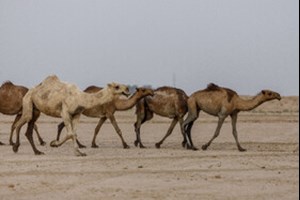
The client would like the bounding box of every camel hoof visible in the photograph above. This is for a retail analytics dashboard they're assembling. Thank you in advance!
[78,144,86,149]
[13,144,19,153]
[76,152,87,157]
[192,147,199,151]
[181,141,187,148]
[35,151,45,155]
[186,145,194,150]
[238,148,247,152]
[155,143,161,149]
[91,144,99,148]
[202,144,208,150]
[139,145,147,149]
[0,141,5,145]
[40,141,46,146]
[123,144,130,149]
[50,140,58,147]
[134,140,139,147]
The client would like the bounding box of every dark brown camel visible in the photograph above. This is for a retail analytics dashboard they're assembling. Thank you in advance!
[0,81,45,146]
[134,86,189,148]
[55,86,154,148]
[183,83,281,151]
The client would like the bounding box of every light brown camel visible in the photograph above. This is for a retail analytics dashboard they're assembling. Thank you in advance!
[134,86,189,148]
[12,75,130,156]
[54,86,154,148]
[183,83,281,151]
[0,81,45,146]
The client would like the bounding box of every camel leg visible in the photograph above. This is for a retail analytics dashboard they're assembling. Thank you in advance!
[56,122,65,141]
[55,122,85,148]
[178,117,188,148]
[155,118,178,148]
[50,110,86,156]
[134,109,153,148]
[12,101,34,153]
[69,114,86,156]
[202,117,226,150]
[13,119,27,153]
[10,114,45,146]
[185,121,198,150]
[50,122,66,147]
[231,113,246,152]
[91,117,107,148]
[24,109,44,155]
[182,109,199,150]
[33,124,46,146]
[108,115,129,149]
[134,120,143,148]
[9,114,21,145]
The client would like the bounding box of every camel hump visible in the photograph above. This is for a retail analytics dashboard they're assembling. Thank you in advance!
[156,86,186,95]
[205,83,237,102]
[156,86,171,91]
[44,75,60,82]
[205,83,220,91]
[1,81,14,87]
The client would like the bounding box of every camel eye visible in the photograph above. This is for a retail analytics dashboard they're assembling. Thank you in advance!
[115,86,120,90]
[268,92,272,96]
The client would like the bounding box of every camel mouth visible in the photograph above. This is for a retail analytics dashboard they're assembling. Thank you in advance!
[276,94,282,101]
[122,91,130,97]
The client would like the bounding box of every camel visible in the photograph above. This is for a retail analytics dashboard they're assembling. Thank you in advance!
[134,86,189,148]
[54,86,154,148]
[12,75,130,156]
[183,83,281,151]
[0,81,45,146]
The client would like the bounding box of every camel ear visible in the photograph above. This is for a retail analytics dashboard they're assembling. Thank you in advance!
[262,90,266,95]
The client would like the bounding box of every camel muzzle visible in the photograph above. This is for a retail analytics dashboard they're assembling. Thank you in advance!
[122,91,130,97]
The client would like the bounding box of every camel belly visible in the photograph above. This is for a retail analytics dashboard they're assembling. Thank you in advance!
[34,102,62,118]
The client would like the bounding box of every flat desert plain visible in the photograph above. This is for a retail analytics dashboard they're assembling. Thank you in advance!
[0,96,298,200]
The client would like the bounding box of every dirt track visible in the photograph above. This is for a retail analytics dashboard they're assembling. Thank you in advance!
[0,97,298,200]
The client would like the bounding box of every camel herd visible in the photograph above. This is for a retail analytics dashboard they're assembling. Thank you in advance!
[0,75,281,156]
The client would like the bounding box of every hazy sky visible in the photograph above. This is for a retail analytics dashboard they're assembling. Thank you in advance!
[0,0,299,95]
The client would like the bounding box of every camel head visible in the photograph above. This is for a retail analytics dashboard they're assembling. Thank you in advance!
[136,87,154,97]
[107,82,130,97]
[261,90,281,101]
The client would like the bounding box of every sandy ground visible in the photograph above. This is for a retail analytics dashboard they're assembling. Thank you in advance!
[0,96,298,200]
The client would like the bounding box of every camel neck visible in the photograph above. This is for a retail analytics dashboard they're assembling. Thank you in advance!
[80,87,113,110]
[114,92,141,110]
[235,95,265,111]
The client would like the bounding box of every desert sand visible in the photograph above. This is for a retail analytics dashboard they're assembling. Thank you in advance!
[0,96,298,200]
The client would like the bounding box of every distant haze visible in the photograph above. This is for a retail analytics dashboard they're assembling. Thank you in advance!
[0,0,299,96]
